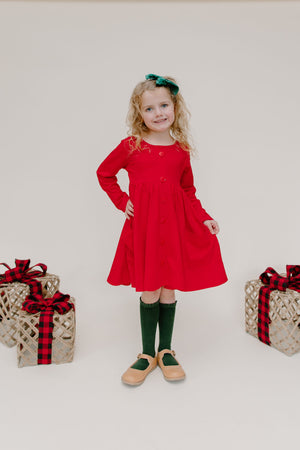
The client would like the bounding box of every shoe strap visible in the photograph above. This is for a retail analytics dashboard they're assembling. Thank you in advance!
[137,353,156,362]
[158,349,176,357]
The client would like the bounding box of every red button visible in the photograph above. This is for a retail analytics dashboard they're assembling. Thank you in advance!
[160,240,165,245]
[160,176,166,182]
[159,151,165,157]
[160,217,166,223]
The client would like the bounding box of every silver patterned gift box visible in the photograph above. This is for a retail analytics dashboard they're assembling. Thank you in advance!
[17,297,75,368]
[245,272,300,356]
[0,273,60,347]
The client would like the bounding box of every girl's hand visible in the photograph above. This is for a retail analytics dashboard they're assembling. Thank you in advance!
[125,199,134,220]
[203,220,219,235]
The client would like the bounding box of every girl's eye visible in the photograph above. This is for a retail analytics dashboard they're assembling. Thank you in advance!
[162,104,168,108]
[146,107,152,112]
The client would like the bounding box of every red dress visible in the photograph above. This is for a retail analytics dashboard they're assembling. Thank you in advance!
[97,137,227,292]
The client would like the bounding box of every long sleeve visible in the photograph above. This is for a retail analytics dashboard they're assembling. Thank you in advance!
[96,140,130,213]
[180,152,213,222]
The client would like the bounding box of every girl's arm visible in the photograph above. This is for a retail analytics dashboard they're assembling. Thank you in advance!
[96,140,130,212]
[180,152,213,223]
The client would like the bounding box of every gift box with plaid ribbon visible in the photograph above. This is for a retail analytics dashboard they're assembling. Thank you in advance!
[0,259,60,347]
[245,266,300,356]
[17,291,76,368]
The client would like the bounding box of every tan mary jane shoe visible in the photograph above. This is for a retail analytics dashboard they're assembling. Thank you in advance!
[121,353,157,386]
[157,349,186,381]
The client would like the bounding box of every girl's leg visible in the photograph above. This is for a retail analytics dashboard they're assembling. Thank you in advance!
[158,287,178,365]
[130,288,161,370]
[141,289,161,304]
[159,287,175,304]
[157,287,185,380]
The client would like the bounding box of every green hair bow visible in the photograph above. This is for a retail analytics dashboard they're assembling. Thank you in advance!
[145,73,179,95]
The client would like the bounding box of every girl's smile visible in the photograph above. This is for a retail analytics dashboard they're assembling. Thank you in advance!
[154,118,167,123]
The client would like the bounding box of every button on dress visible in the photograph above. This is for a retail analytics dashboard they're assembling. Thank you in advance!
[97,137,227,292]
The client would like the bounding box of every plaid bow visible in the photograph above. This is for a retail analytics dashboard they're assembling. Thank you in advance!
[258,266,300,345]
[145,73,179,95]
[22,292,74,365]
[0,259,47,295]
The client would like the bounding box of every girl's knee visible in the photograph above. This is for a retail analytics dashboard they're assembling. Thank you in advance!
[160,287,175,303]
[141,288,161,304]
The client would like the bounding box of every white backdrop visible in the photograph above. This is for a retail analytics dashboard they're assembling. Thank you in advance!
[1,1,300,449]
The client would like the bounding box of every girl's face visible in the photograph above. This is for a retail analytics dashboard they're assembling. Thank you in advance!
[140,87,175,134]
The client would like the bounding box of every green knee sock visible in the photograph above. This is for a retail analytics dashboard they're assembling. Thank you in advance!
[131,297,159,371]
[158,301,179,366]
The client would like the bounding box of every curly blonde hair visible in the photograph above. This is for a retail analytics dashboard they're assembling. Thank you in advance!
[126,76,195,155]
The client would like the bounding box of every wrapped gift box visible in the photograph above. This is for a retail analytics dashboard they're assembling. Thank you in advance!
[17,296,75,368]
[245,271,300,356]
[0,274,60,347]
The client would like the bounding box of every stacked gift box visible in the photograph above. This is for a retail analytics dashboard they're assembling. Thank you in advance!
[0,259,76,367]
[245,265,300,356]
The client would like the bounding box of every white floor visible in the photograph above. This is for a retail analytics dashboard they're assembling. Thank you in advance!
[1,281,300,450]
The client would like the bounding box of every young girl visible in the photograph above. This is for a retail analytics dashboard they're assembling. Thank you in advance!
[96,74,227,386]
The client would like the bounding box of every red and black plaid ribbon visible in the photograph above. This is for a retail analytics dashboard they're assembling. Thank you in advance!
[258,265,300,345]
[0,259,47,295]
[22,291,74,365]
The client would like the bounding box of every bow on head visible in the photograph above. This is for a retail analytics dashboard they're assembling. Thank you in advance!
[260,265,300,293]
[145,74,179,95]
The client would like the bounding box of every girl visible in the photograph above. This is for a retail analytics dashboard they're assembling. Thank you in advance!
[97,74,227,386]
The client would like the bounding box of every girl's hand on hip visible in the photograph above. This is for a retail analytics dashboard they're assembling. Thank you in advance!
[203,220,219,235]
[125,199,134,220]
